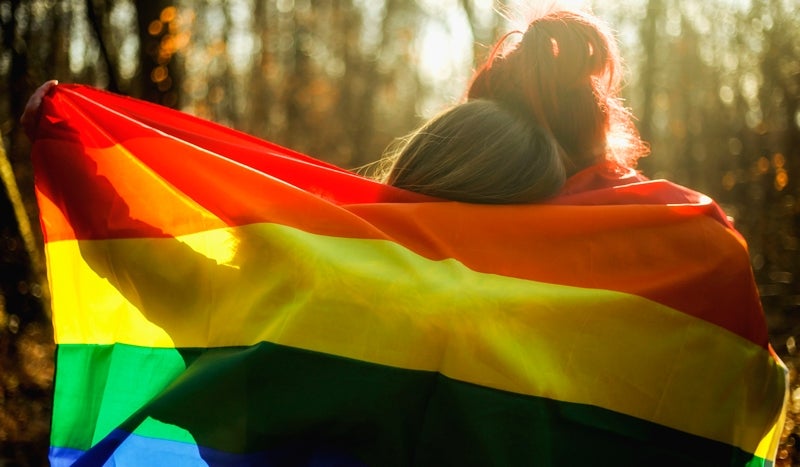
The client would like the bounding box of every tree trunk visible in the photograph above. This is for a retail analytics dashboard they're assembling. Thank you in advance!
[134,0,180,105]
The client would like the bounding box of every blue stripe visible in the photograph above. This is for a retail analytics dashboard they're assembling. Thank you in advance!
[49,446,84,467]
[51,430,368,466]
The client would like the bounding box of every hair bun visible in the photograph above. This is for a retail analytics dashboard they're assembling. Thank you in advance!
[467,9,648,172]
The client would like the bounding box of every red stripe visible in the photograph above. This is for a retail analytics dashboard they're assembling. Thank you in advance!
[36,85,432,205]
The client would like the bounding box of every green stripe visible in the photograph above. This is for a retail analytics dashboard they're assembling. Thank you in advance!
[51,345,193,449]
[52,343,764,466]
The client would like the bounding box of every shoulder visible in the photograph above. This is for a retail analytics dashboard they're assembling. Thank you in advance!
[551,162,733,228]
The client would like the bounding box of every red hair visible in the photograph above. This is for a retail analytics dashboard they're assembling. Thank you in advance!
[467,10,648,174]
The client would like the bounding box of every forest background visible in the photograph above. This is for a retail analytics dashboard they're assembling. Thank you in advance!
[0,0,799,465]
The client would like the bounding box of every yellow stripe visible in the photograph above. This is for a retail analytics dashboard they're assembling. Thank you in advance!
[754,349,788,461]
[45,223,785,454]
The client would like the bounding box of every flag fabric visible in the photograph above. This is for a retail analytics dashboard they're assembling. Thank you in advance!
[32,84,786,466]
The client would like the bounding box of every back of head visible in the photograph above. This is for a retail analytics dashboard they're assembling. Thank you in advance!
[468,9,648,174]
[381,99,565,204]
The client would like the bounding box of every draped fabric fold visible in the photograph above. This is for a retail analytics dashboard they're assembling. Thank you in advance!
[32,84,786,466]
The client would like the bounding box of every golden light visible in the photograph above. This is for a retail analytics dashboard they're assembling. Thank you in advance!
[160,6,178,23]
[775,169,788,191]
[773,152,785,169]
[161,35,177,55]
[757,156,770,174]
[722,171,736,190]
[148,20,163,36]
[151,65,169,83]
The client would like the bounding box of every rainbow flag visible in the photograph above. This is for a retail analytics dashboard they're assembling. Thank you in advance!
[32,84,786,466]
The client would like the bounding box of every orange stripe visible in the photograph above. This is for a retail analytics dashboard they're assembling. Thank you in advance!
[349,202,767,347]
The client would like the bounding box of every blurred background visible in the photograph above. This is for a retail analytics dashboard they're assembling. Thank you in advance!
[0,0,799,465]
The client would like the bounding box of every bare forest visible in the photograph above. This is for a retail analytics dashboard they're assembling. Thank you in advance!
[1,0,799,465]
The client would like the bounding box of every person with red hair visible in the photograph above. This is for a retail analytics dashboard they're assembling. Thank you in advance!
[468,9,649,189]
[374,9,654,203]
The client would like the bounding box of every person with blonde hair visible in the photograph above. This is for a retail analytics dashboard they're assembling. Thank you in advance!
[380,98,565,204]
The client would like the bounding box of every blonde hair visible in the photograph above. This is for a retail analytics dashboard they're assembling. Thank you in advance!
[380,99,566,204]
